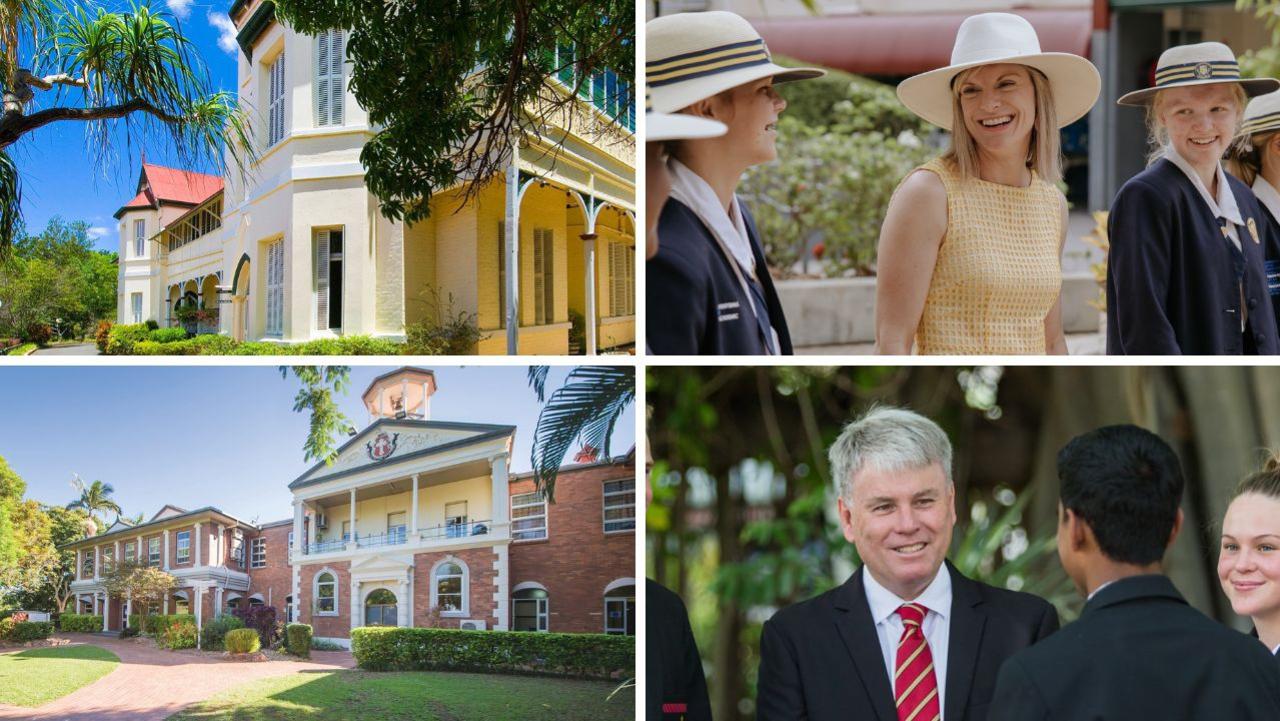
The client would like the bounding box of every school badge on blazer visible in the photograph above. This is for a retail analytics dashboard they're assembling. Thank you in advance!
[662,701,689,720]
[1248,217,1261,245]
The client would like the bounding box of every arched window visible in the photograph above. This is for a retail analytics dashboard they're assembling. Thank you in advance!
[173,594,190,615]
[431,559,467,616]
[248,598,264,608]
[512,586,549,632]
[604,583,634,635]
[364,588,398,627]
[285,595,294,624]
[315,570,338,615]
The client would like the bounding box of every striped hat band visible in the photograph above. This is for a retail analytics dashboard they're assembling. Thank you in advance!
[1154,60,1240,86]
[1243,110,1280,135]
[647,38,772,88]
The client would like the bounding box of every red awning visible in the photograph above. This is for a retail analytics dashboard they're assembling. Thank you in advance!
[751,9,1092,78]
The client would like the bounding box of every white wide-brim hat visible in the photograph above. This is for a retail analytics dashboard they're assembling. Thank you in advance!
[645,91,727,141]
[896,12,1101,131]
[1239,88,1280,138]
[646,10,825,114]
[1117,42,1280,106]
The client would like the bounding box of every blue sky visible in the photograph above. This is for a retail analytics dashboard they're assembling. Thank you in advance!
[14,1,240,250]
[0,365,636,525]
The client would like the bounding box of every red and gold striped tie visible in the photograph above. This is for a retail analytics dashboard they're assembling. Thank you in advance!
[894,603,941,721]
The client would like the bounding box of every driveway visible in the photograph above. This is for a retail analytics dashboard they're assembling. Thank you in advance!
[31,343,99,355]
[0,633,356,721]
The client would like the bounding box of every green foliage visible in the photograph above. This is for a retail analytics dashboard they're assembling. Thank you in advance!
[310,637,343,651]
[350,627,634,680]
[129,613,192,635]
[0,218,117,337]
[158,618,197,650]
[0,457,25,586]
[528,366,634,502]
[283,366,352,465]
[738,57,934,278]
[93,320,112,353]
[148,327,187,343]
[5,342,36,355]
[59,613,102,632]
[104,323,152,354]
[223,627,261,654]
[199,614,245,652]
[117,334,401,355]
[100,563,176,616]
[404,289,483,355]
[7,621,52,641]
[271,0,632,225]
[285,623,312,658]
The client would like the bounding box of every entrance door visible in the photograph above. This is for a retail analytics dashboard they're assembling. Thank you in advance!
[364,589,398,626]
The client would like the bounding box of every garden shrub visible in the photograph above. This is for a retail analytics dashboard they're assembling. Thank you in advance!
[105,323,152,354]
[9,621,53,642]
[285,623,312,658]
[144,319,159,330]
[224,628,261,654]
[290,336,403,356]
[199,614,245,651]
[311,638,344,651]
[94,320,113,352]
[131,613,195,636]
[404,289,482,355]
[0,613,21,639]
[350,628,634,680]
[24,322,52,345]
[148,327,188,343]
[231,605,278,647]
[59,613,103,633]
[158,619,197,650]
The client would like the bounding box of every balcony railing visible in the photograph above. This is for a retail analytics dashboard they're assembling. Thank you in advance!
[303,520,492,555]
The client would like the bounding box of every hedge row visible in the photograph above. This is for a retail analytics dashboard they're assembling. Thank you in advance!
[350,628,634,680]
[60,614,103,633]
[0,614,52,642]
[106,323,404,355]
[128,613,196,635]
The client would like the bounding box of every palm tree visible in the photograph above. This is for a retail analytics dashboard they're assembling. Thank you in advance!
[67,475,122,532]
[528,366,634,502]
[0,0,255,246]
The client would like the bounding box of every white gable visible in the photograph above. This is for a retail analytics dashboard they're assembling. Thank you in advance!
[295,422,506,486]
[149,505,188,521]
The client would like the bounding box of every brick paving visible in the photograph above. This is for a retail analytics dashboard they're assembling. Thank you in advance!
[0,632,356,721]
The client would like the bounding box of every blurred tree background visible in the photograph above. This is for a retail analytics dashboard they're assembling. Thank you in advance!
[647,366,1280,721]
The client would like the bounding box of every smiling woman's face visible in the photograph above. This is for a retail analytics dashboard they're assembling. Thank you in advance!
[1219,492,1280,622]
[1159,84,1241,169]
[713,78,787,167]
[957,63,1036,156]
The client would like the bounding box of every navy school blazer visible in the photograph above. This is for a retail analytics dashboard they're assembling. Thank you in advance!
[647,198,793,355]
[1106,158,1280,354]
[1256,198,1280,331]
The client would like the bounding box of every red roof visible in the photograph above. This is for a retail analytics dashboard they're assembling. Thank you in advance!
[114,163,223,218]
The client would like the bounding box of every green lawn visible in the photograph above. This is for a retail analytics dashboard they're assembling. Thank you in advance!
[0,644,120,706]
[167,670,634,721]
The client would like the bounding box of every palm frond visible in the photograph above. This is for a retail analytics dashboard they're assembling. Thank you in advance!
[527,366,550,402]
[529,366,633,502]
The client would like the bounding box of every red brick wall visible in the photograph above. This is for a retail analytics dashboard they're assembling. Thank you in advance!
[297,560,351,639]
[507,460,635,633]
[247,524,295,620]
[412,547,499,629]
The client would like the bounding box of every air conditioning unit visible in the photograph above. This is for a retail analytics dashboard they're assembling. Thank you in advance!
[459,619,487,631]
[315,513,328,530]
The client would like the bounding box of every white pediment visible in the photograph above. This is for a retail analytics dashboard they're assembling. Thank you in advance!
[149,505,188,521]
[295,421,507,486]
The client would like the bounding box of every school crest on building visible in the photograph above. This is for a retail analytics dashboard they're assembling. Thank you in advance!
[366,432,399,462]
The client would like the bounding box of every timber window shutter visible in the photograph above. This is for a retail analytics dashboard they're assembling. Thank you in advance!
[315,31,344,127]
[315,230,330,330]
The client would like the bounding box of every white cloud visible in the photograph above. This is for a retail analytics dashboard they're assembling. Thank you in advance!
[86,226,110,241]
[166,0,193,19]
[208,12,237,54]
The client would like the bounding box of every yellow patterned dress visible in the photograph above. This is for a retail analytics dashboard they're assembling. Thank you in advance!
[912,157,1064,355]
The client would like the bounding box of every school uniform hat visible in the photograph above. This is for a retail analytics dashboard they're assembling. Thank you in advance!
[645,91,726,141]
[896,12,1101,131]
[1240,88,1280,138]
[1116,42,1279,106]
[646,11,825,114]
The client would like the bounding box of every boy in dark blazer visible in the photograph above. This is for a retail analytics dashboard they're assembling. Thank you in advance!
[990,425,1280,720]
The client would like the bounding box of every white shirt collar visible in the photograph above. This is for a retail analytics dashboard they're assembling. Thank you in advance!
[1165,145,1244,226]
[666,157,756,275]
[1253,176,1280,224]
[864,563,952,625]
[1086,578,1118,602]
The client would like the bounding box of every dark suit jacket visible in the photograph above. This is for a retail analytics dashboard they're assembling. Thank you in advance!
[647,579,712,721]
[756,562,1059,721]
[989,575,1280,721]
[1256,200,1280,335]
[1106,159,1280,354]
[648,198,793,355]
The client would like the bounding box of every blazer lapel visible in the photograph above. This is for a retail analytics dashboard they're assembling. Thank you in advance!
[943,562,986,721]
[833,567,900,721]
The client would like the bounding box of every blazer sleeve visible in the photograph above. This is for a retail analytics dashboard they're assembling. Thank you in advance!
[1033,602,1060,642]
[678,599,712,721]
[646,246,709,355]
[756,618,808,721]
[988,656,1049,721]
[1107,179,1181,354]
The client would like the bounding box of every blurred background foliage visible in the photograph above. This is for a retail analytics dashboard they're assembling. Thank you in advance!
[647,366,1280,721]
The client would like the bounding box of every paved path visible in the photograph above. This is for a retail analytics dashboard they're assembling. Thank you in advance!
[30,342,99,355]
[0,633,356,721]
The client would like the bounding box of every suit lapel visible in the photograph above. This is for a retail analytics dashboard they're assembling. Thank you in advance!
[834,567,900,721]
[943,562,986,721]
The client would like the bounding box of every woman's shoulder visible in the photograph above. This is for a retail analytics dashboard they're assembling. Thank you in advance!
[893,163,949,208]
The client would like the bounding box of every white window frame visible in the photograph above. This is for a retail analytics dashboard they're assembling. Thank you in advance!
[387,511,406,542]
[512,584,549,632]
[444,501,468,539]
[134,219,146,258]
[176,530,191,564]
[315,228,344,333]
[124,542,135,564]
[82,549,94,577]
[314,568,339,616]
[314,30,344,127]
[148,538,161,567]
[131,292,143,324]
[265,238,284,336]
[430,557,468,617]
[604,587,635,635]
[250,537,267,568]
[602,478,635,534]
[232,536,245,568]
[510,491,548,542]
[267,50,287,147]
[101,546,114,572]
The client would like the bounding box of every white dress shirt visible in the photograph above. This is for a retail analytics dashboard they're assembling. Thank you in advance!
[1252,176,1280,224]
[1164,146,1244,252]
[864,565,952,719]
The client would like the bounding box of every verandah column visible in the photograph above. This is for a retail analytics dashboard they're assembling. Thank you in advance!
[582,233,598,355]
[410,474,419,536]
[504,155,521,354]
[194,521,202,567]
[348,489,356,548]
[489,453,510,529]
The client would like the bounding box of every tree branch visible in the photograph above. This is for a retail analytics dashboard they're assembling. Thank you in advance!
[0,98,185,149]
[19,70,87,91]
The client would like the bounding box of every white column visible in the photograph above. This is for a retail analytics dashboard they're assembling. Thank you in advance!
[163,530,171,570]
[583,234,598,355]
[195,586,205,644]
[214,587,223,616]
[75,549,81,581]
[103,593,110,632]
[306,504,315,549]
[194,522,203,567]
[163,595,169,614]
[505,155,521,353]
[421,380,430,418]
[94,545,100,579]
[348,489,357,548]
[490,454,510,528]
[411,474,419,536]
[136,535,143,565]
[350,579,360,633]
[398,579,409,627]
[114,540,121,571]
[93,593,99,617]
[292,501,304,561]
[125,594,132,628]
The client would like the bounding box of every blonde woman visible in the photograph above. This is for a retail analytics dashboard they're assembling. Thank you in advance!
[1107,43,1280,355]
[1228,89,1280,326]
[875,13,1099,354]
[1219,456,1280,661]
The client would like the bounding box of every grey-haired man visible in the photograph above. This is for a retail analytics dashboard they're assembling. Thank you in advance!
[757,406,1059,721]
